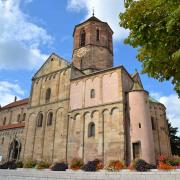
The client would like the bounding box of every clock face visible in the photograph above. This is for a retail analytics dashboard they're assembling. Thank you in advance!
[76,47,89,58]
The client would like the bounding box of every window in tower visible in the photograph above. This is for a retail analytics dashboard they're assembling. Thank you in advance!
[96,29,100,41]
[90,89,95,98]
[80,29,86,47]
[139,123,141,128]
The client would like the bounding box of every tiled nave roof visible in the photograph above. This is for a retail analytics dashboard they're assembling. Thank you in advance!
[0,98,29,110]
[0,122,25,131]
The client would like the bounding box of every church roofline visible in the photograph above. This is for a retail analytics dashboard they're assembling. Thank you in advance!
[70,65,134,81]
[73,16,113,36]
[149,96,166,108]
[33,53,70,79]
[0,98,29,111]
[0,122,25,131]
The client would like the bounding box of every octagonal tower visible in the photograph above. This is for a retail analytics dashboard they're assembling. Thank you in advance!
[72,15,113,73]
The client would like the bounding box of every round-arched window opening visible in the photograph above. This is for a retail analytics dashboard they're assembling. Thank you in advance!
[96,29,100,41]
[90,89,95,98]
[17,114,21,122]
[1,137,4,144]
[45,88,51,103]
[47,112,53,126]
[80,29,86,47]
[37,113,43,127]
[88,122,95,137]
[3,117,6,125]
[22,113,26,121]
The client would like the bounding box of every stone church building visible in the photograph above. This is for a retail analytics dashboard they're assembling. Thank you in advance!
[0,16,171,165]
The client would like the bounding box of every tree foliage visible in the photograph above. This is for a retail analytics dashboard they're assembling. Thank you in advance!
[167,119,180,156]
[120,0,180,96]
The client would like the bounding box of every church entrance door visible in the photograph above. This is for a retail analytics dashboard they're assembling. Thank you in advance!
[8,139,21,161]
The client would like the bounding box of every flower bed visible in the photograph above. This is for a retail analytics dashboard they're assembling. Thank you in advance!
[157,155,180,170]
[0,155,179,172]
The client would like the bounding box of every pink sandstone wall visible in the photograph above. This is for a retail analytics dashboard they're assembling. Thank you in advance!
[70,71,121,110]
[129,90,156,164]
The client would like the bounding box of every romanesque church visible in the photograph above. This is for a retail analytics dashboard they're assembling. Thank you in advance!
[0,15,171,165]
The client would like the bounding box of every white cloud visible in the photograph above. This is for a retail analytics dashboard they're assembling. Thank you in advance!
[151,93,180,136]
[67,0,129,40]
[0,0,52,70]
[0,81,25,106]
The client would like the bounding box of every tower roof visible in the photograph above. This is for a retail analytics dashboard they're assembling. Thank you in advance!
[73,16,113,36]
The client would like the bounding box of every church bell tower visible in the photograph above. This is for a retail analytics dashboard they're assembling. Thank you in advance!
[72,15,113,73]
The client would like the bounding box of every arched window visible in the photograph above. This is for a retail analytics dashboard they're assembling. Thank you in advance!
[22,113,26,121]
[88,122,95,137]
[37,113,43,127]
[47,112,53,126]
[45,88,51,103]
[96,29,100,41]
[3,117,6,125]
[151,117,156,130]
[139,123,141,128]
[1,137,4,144]
[17,114,20,122]
[80,29,86,47]
[90,89,95,98]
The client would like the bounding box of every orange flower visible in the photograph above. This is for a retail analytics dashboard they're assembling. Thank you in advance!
[158,162,174,170]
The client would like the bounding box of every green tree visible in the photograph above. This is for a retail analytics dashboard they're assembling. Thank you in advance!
[167,119,180,156]
[120,0,180,96]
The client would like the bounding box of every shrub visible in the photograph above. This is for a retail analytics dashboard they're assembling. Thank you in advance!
[81,161,97,172]
[70,158,83,170]
[51,162,68,171]
[23,159,37,168]
[106,160,125,171]
[146,163,157,170]
[0,162,9,169]
[0,161,17,169]
[166,156,180,166]
[16,161,23,168]
[8,161,17,169]
[94,159,103,170]
[135,159,155,172]
[35,161,51,170]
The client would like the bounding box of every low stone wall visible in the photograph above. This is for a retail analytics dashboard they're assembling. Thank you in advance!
[0,169,179,180]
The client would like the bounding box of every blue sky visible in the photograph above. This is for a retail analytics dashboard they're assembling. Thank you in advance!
[0,0,179,133]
